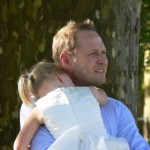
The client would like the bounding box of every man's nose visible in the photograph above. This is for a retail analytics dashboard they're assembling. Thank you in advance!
[97,54,107,64]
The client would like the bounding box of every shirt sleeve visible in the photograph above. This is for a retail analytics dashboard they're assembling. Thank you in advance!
[20,103,55,150]
[116,100,150,150]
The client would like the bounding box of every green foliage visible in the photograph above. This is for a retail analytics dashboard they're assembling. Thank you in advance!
[138,0,150,135]
[140,0,150,69]
[138,0,150,97]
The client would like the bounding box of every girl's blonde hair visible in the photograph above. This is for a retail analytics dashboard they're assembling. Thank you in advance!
[18,61,63,104]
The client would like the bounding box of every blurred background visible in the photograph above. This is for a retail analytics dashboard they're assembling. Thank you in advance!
[139,0,150,143]
[0,0,150,149]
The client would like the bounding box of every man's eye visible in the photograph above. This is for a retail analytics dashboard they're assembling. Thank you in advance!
[89,52,96,55]
[102,51,106,54]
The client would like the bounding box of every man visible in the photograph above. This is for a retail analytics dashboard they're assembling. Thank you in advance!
[20,19,150,149]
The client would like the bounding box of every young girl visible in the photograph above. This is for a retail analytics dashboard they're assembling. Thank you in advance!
[14,61,129,150]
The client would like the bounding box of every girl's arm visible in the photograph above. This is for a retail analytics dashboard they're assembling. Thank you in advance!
[90,87,107,105]
[14,107,43,150]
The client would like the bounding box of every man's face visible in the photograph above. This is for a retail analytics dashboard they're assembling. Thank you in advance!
[66,30,108,86]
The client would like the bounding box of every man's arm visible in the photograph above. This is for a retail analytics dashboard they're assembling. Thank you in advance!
[101,98,150,150]
[116,100,150,149]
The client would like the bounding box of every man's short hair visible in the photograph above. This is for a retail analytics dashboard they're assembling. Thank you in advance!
[52,19,96,66]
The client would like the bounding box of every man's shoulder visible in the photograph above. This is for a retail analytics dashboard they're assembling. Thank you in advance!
[101,97,132,128]
[101,97,128,112]
[106,97,124,106]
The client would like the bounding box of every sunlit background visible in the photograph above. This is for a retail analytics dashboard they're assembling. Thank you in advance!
[138,0,150,143]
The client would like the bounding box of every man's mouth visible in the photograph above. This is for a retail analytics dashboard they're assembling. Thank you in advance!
[95,69,104,73]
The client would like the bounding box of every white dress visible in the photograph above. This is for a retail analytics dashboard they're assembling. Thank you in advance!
[36,87,130,150]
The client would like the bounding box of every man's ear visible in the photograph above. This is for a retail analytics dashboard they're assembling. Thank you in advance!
[60,52,70,67]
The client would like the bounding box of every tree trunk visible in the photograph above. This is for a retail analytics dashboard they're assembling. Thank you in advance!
[0,0,50,149]
[96,0,141,119]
